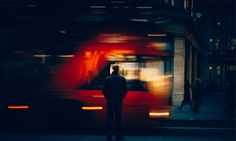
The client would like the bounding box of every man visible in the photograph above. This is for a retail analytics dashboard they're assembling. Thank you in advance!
[102,65,127,141]
[178,80,193,111]
[192,79,202,114]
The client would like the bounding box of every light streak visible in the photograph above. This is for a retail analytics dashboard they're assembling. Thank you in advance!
[82,106,103,110]
[8,106,29,109]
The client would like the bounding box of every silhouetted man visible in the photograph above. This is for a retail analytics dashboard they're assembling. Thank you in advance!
[102,65,127,141]
[178,80,193,110]
[192,79,202,114]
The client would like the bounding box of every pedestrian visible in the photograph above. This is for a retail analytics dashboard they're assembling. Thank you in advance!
[178,80,193,111]
[224,78,235,116]
[192,79,202,114]
[102,65,127,141]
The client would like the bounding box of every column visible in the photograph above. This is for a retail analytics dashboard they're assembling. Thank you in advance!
[172,37,185,105]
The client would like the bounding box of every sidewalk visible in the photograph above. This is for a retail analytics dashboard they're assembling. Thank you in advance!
[0,134,235,141]
[170,92,235,121]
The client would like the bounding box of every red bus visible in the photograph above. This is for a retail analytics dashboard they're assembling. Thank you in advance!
[50,33,173,128]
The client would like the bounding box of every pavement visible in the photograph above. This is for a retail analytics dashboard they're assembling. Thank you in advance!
[170,92,235,121]
[0,92,235,141]
[0,134,235,141]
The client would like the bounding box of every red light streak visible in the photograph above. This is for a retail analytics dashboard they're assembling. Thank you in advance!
[8,106,29,109]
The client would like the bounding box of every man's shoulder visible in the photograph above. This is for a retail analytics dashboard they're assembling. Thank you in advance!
[106,75,125,80]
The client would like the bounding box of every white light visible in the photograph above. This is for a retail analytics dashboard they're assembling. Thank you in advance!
[33,54,51,58]
[130,19,149,22]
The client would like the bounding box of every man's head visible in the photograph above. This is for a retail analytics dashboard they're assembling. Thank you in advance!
[112,65,119,75]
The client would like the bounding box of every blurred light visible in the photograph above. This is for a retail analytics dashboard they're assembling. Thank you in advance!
[209,38,213,42]
[59,29,67,34]
[90,6,106,8]
[195,12,202,18]
[147,34,167,37]
[209,66,212,70]
[33,54,51,58]
[130,19,149,22]
[92,95,104,98]
[216,21,221,26]
[136,6,152,9]
[107,55,125,61]
[8,106,29,109]
[149,111,170,118]
[82,106,103,110]
[98,33,139,43]
[156,19,171,24]
[57,55,75,58]
[147,42,166,50]
[85,51,92,58]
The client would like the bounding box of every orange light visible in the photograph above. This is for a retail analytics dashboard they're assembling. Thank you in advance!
[8,106,29,109]
[149,111,170,118]
[82,106,103,110]
[92,95,104,98]
[147,42,166,50]
[98,33,139,43]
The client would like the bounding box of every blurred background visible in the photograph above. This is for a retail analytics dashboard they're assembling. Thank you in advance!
[0,0,235,134]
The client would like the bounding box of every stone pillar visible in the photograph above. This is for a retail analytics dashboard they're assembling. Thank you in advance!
[185,41,191,82]
[172,37,185,105]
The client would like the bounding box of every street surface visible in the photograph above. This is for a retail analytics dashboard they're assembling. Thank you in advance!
[0,134,235,141]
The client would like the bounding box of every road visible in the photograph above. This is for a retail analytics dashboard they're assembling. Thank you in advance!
[0,134,235,141]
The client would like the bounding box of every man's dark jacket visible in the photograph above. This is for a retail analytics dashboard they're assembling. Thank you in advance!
[102,74,127,104]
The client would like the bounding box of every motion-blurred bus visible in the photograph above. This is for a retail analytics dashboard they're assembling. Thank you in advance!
[50,32,173,128]
[0,31,173,130]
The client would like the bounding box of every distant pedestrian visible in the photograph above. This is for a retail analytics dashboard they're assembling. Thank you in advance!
[178,80,193,111]
[224,78,235,116]
[192,79,202,114]
[102,65,127,141]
